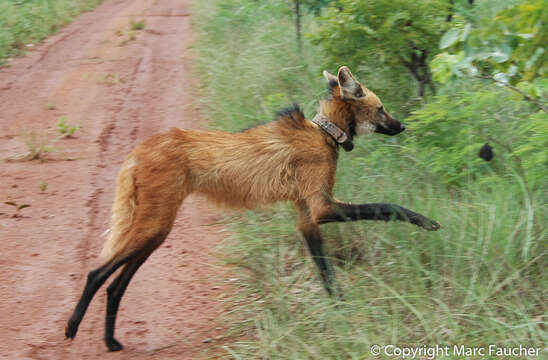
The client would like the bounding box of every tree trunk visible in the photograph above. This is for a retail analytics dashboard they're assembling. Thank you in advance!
[295,0,302,53]
[425,65,436,95]
[418,80,425,98]
[446,0,454,22]
[401,48,436,98]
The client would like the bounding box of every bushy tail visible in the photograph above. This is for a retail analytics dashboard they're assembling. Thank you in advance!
[100,156,137,262]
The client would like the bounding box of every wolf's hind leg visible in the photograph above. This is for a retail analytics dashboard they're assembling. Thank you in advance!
[65,254,130,341]
[104,245,156,352]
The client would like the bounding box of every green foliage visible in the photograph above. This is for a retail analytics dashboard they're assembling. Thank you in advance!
[39,181,48,192]
[16,131,56,161]
[311,0,449,97]
[193,0,324,131]
[0,0,103,64]
[514,110,548,186]
[301,0,331,16]
[56,116,80,137]
[407,86,537,186]
[129,19,146,31]
[219,177,546,359]
[312,0,448,67]
[432,0,547,101]
[193,0,547,357]
[425,0,547,190]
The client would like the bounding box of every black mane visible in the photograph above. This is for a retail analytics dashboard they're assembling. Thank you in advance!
[239,104,306,132]
[276,103,304,121]
[276,103,307,129]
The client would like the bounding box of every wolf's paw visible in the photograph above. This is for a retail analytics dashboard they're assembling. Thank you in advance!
[65,319,79,340]
[410,214,441,231]
[105,337,124,352]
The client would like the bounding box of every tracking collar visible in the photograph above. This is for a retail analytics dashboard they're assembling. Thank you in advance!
[311,113,354,152]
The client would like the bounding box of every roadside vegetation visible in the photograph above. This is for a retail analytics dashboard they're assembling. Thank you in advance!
[5,116,80,162]
[192,0,546,358]
[0,0,103,64]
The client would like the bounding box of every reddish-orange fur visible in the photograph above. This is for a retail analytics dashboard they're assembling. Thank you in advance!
[67,66,438,352]
[101,67,395,261]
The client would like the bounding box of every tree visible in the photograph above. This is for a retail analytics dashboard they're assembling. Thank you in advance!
[412,0,548,189]
[294,0,303,52]
[432,0,547,111]
[291,0,332,52]
[311,0,450,98]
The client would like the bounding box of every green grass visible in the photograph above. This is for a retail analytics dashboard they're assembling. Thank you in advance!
[0,0,103,64]
[216,164,546,359]
[130,19,146,31]
[191,1,546,358]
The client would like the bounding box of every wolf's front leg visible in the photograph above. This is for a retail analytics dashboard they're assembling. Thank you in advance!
[317,202,441,230]
[300,224,341,297]
[295,202,343,298]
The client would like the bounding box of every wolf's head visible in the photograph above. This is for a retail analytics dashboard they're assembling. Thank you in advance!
[323,66,405,137]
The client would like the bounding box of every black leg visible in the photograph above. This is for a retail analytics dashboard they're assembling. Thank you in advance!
[318,202,441,230]
[104,254,149,352]
[301,226,341,298]
[66,258,127,340]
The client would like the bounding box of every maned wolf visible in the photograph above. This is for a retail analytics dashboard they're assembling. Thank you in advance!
[66,66,440,351]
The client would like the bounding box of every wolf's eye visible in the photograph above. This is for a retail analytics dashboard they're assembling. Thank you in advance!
[378,106,384,113]
[354,88,364,98]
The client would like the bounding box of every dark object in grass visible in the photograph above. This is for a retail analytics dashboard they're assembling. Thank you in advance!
[479,142,494,161]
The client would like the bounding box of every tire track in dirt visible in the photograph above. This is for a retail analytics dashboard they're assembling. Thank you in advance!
[83,54,146,269]
[0,0,232,358]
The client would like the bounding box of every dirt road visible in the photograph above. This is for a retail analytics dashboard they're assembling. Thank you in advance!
[0,0,232,358]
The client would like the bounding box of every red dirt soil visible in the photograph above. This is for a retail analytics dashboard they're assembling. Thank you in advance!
[0,0,234,358]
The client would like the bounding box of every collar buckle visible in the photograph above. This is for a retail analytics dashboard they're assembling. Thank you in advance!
[311,114,353,152]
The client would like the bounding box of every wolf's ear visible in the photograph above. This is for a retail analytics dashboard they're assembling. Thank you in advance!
[337,66,363,99]
[323,70,338,84]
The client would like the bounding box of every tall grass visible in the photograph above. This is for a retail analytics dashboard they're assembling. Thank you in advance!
[0,0,103,64]
[192,1,547,358]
